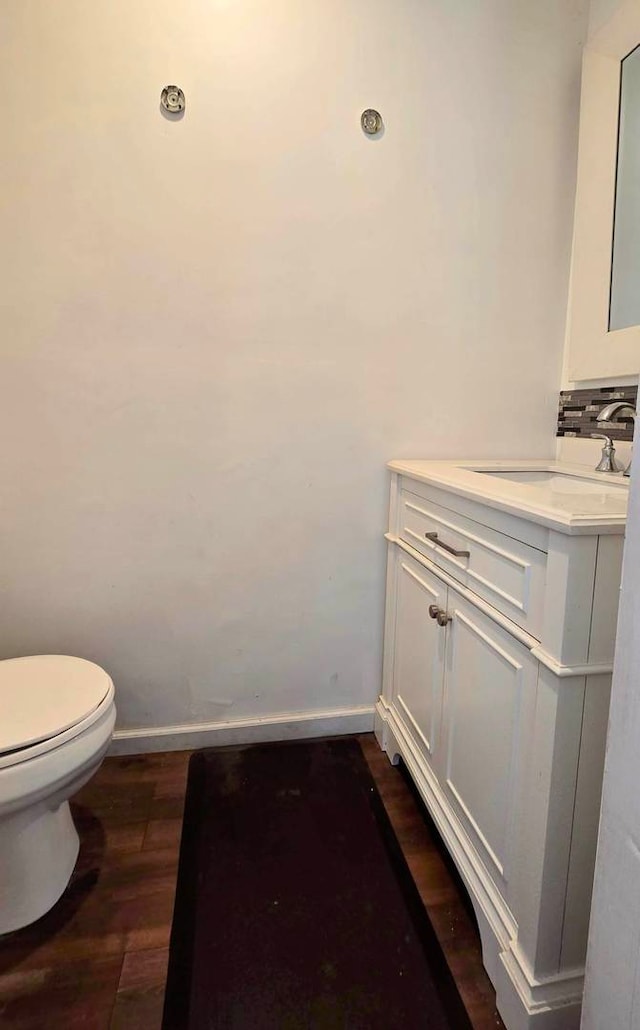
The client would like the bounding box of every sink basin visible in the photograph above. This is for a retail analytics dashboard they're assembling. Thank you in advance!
[472,470,628,494]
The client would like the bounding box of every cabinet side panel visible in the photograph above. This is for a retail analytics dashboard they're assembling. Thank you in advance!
[515,668,586,975]
[542,534,598,666]
[588,535,624,665]
[561,673,611,969]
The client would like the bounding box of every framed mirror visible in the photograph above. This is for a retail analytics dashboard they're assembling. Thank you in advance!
[567,3,640,382]
[610,44,640,332]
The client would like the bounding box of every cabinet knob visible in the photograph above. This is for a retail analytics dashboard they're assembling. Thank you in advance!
[436,611,452,627]
[428,604,440,620]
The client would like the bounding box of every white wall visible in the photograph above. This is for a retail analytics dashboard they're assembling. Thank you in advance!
[0,0,587,732]
[589,0,626,36]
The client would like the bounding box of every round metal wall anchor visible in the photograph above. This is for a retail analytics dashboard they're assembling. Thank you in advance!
[161,85,185,114]
[361,109,383,135]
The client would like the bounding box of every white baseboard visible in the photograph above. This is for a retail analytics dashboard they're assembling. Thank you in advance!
[108,705,376,756]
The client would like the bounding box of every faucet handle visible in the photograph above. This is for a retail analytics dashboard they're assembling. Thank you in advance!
[591,433,621,473]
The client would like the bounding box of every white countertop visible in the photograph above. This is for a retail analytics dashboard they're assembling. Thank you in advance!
[388,459,629,533]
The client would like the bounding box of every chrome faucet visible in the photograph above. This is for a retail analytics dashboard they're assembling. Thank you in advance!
[590,433,621,472]
[596,401,637,477]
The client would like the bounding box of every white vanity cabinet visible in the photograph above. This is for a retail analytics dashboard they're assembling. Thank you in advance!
[376,464,626,1030]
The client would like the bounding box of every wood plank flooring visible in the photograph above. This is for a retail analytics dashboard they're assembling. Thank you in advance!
[0,736,505,1029]
[359,737,505,1030]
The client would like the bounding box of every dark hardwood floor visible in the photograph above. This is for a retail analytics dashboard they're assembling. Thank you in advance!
[359,738,505,1030]
[0,735,505,1029]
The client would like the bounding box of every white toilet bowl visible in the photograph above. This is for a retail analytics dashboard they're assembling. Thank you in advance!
[0,655,116,934]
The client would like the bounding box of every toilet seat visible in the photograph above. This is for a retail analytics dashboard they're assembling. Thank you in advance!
[0,656,114,768]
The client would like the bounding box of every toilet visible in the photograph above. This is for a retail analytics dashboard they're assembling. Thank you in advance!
[0,655,116,934]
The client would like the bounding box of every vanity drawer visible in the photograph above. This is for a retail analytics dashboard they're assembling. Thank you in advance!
[398,489,547,638]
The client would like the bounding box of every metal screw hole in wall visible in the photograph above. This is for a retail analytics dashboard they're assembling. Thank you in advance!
[361,109,383,135]
[161,86,185,114]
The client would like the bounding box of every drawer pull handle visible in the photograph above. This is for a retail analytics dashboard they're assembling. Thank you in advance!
[424,532,470,559]
[428,604,440,619]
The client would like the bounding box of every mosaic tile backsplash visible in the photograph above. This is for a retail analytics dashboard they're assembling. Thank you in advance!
[557,385,637,441]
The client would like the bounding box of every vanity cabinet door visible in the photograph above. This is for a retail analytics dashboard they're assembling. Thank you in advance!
[439,589,537,898]
[391,552,447,769]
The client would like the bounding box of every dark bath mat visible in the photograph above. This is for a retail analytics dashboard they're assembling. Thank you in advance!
[162,737,472,1029]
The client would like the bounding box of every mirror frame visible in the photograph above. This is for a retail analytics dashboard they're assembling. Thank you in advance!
[567,2,640,382]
